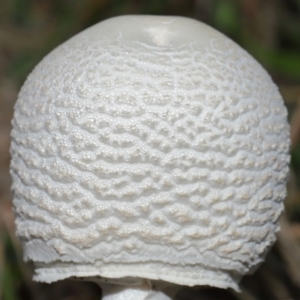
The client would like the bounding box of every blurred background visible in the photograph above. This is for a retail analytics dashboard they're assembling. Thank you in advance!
[1,0,300,299]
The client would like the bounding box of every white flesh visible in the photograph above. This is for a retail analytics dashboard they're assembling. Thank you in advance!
[100,282,175,300]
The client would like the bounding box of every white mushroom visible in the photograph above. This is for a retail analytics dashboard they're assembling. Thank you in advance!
[10,15,290,300]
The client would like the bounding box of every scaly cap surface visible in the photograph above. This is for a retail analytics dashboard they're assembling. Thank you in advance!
[10,15,290,291]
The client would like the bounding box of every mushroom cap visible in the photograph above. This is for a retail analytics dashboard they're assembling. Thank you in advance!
[10,15,290,291]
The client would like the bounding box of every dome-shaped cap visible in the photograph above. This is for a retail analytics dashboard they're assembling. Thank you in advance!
[10,15,290,291]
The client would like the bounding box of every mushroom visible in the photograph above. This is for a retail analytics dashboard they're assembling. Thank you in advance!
[10,15,290,299]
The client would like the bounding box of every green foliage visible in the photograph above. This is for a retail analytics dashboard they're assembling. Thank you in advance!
[213,0,240,38]
[246,40,300,81]
[1,233,20,300]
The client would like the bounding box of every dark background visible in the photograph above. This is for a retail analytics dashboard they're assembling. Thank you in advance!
[1,0,300,299]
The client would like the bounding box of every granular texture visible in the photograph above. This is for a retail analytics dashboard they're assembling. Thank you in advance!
[10,16,290,290]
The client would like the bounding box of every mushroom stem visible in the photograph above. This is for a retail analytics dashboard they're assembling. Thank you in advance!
[100,282,173,300]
